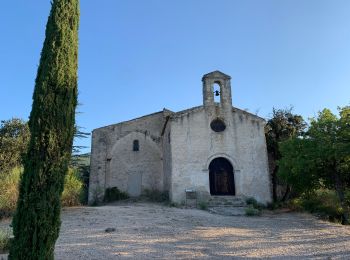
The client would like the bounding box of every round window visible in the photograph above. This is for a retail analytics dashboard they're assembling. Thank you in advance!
[210,118,226,132]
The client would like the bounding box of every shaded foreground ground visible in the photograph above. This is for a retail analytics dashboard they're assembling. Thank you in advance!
[1,202,350,259]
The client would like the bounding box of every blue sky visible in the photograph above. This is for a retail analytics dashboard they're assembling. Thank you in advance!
[1,1,349,153]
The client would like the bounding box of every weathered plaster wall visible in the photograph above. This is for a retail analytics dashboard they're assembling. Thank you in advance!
[169,105,271,204]
[108,131,163,194]
[89,130,108,203]
[231,108,271,203]
[162,118,172,193]
[88,111,166,204]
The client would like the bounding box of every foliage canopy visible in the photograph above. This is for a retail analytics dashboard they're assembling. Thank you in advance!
[278,106,350,224]
[0,119,29,175]
[265,107,306,201]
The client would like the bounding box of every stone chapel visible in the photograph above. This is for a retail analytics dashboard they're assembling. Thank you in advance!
[88,71,271,205]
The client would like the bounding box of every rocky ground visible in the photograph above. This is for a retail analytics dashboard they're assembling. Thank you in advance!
[1,202,350,259]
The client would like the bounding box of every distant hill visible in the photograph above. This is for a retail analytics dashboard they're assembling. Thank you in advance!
[71,153,90,167]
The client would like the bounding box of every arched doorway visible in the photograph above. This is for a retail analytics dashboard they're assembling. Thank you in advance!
[209,157,235,195]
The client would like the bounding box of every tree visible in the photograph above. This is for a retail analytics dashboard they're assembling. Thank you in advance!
[265,107,306,201]
[0,117,89,176]
[71,125,90,155]
[9,0,79,258]
[0,119,29,174]
[278,107,350,224]
[278,138,322,194]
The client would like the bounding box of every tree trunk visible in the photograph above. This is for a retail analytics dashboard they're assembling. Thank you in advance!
[272,165,278,202]
[333,171,349,225]
[281,184,291,202]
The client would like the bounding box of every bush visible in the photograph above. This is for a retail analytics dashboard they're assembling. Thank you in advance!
[245,206,261,216]
[104,187,129,202]
[0,118,30,175]
[0,229,11,253]
[266,201,283,210]
[76,164,90,205]
[345,189,350,208]
[246,197,265,210]
[299,189,344,223]
[245,197,264,216]
[283,189,347,223]
[61,168,83,207]
[246,197,258,206]
[0,167,84,218]
[168,202,179,208]
[0,167,21,218]
[285,198,304,211]
[142,189,169,202]
[198,201,208,210]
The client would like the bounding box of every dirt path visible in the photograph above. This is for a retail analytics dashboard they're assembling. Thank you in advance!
[1,202,350,259]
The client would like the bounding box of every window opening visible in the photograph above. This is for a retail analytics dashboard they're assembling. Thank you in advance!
[210,118,226,132]
[213,83,221,103]
[133,140,139,151]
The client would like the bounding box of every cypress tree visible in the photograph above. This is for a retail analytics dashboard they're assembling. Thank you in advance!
[9,0,79,259]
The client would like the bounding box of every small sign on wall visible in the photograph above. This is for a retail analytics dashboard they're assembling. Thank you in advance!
[185,189,197,208]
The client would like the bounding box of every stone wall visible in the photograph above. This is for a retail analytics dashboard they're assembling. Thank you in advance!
[169,105,271,204]
[88,111,167,204]
[162,117,172,194]
[107,131,163,195]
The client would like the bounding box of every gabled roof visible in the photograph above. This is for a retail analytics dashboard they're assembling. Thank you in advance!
[93,109,172,132]
[202,70,231,80]
[170,104,265,122]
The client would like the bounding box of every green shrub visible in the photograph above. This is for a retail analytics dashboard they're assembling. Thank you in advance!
[104,187,129,202]
[266,201,283,210]
[345,189,350,206]
[269,189,348,224]
[246,197,265,210]
[0,228,11,253]
[61,168,83,207]
[0,167,84,218]
[245,206,261,216]
[285,198,304,211]
[0,167,21,218]
[76,164,90,205]
[168,202,179,208]
[198,201,208,210]
[299,189,344,223]
[245,198,264,216]
[246,197,258,206]
[142,189,169,202]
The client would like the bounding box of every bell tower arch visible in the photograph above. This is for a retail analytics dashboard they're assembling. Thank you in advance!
[202,71,232,108]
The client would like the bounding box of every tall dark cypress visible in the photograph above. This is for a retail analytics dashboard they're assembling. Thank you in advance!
[9,0,79,259]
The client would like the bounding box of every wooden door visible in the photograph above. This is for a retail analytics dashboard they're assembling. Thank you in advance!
[209,157,235,195]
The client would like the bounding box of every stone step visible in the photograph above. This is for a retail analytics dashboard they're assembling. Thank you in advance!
[208,206,247,216]
[208,196,246,207]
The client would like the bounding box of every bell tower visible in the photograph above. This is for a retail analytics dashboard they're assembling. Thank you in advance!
[202,71,232,109]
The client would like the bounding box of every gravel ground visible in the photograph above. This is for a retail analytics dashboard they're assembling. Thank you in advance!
[1,202,350,259]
